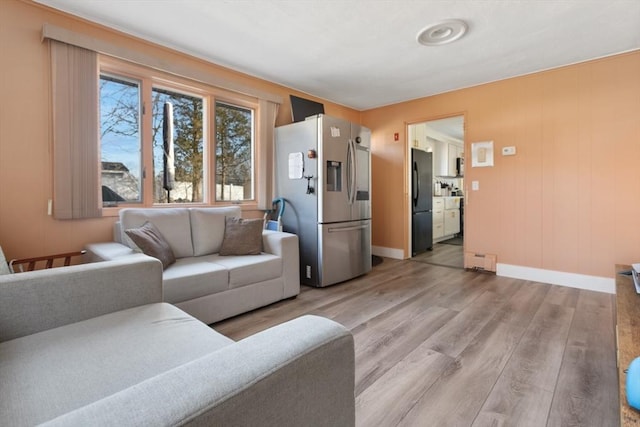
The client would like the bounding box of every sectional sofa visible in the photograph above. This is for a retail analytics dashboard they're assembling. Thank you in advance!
[0,255,355,426]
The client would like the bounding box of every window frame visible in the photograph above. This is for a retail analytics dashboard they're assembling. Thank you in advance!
[99,56,261,216]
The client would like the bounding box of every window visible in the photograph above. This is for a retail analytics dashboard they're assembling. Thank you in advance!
[215,102,254,201]
[99,74,142,205]
[98,58,260,209]
[151,88,204,203]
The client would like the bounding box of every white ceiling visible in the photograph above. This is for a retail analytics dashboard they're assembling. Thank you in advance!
[35,0,640,110]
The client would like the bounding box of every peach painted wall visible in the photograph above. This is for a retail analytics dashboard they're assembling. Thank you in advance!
[362,51,640,279]
[0,0,360,261]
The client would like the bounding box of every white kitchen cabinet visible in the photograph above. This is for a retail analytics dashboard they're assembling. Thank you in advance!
[432,140,445,177]
[443,196,461,236]
[409,124,419,148]
[444,197,461,210]
[444,208,460,235]
[433,141,464,177]
[410,123,429,151]
[433,198,445,240]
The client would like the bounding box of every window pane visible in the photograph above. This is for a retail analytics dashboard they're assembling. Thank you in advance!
[215,102,254,201]
[152,88,204,203]
[99,75,142,205]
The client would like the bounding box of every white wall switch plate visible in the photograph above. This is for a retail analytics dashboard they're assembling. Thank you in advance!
[502,146,516,156]
[472,181,479,191]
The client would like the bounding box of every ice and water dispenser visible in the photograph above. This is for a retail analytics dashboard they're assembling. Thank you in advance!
[326,161,342,192]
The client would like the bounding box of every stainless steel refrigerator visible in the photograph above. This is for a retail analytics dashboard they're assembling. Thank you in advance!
[275,115,371,287]
[411,148,433,255]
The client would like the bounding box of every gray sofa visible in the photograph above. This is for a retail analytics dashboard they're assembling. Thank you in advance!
[86,206,300,324]
[0,256,355,426]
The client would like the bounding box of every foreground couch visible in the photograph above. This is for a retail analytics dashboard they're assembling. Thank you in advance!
[86,206,299,324]
[0,256,355,426]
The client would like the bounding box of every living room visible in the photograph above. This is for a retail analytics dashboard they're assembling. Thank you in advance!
[1,0,639,425]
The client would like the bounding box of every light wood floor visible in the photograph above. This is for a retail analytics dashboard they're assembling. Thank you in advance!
[214,258,618,426]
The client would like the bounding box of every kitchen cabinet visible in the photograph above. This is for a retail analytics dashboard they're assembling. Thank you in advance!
[433,140,446,177]
[409,124,420,148]
[433,198,444,240]
[433,141,463,177]
[444,209,460,235]
[443,197,461,237]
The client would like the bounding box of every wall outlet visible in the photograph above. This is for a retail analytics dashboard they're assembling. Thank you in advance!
[502,146,516,156]
[472,181,479,191]
[306,265,312,279]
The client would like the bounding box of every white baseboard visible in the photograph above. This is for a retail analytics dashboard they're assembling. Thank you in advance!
[496,263,615,294]
[372,246,405,260]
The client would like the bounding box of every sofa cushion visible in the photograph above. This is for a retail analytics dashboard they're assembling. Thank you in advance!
[209,253,281,289]
[189,206,241,256]
[0,303,233,427]
[125,221,176,269]
[219,217,264,256]
[120,208,193,258]
[162,256,229,303]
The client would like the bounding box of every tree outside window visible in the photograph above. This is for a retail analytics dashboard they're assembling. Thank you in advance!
[215,102,254,201]
[152,88,204,203]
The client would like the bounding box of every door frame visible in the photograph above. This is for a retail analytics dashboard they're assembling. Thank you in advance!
[405,112,467,258]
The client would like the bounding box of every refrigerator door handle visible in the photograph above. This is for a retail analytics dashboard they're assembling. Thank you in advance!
[328,224,369,233]
[346,139,352,204]
[351,139,357,204]
[346,139,357,204]
[413,161,420,206]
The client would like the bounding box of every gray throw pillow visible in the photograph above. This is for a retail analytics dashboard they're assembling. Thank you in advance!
[219,217,264,256]
[125,221,176,269]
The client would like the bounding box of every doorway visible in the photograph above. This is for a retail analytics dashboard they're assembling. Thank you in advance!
[408,115,465,269]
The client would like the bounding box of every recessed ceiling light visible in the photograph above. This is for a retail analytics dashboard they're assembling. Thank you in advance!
[417,19,468,46]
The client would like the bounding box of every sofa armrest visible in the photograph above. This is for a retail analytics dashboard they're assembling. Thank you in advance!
[0,256,163,342]
[85,241,137,262]
[41,315,355,427]
[262,230,300,298]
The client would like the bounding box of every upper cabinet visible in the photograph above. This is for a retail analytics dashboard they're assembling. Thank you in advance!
[409,123,428,151]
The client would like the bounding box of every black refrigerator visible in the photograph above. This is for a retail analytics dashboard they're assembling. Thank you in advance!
[411,149,433,255]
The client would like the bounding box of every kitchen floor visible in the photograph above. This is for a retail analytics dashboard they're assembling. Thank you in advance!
[412,237,464,269]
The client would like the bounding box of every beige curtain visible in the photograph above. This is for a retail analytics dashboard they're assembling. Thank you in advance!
[50,40,102,219]
[257,99,280,210]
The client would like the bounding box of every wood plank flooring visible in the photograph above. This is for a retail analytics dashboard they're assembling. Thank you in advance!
[213,258,618,426]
